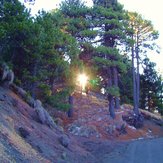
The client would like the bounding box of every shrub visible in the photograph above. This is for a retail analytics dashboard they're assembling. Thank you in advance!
[47,88,70,111]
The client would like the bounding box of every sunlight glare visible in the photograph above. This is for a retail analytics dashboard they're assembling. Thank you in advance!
[78,73,88,91]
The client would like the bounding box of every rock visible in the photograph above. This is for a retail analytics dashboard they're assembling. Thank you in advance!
[26,96,35,107]
[34,100,46,124]
[16,87,27,98]
[0,94,6,101]
[55,118,63,126]
[11,85,56,128]
[122,112,144,129]
[11,84,35,107]
[35,145,43,153]
[106,125,116,135]
[61,152,67,160]
[18,127,30,138]
[97,117,102,121]
[68,121,100,138]
[58,126,64,133]
[128,125,136,130]
[116,123,127,135]
[0,63,14,86]
[44,108,56,128]
[34,100,57,128]
[59,135,70,148]
[120,104,133,110]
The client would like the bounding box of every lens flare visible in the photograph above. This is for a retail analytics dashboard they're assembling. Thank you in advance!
[78,73,88,91]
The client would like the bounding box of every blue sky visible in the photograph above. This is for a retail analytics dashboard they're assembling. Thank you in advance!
[22,0,163,74]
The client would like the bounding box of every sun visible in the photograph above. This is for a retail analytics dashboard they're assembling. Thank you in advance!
[77,73,88,91]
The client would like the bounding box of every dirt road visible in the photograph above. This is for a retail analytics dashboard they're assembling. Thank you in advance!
[100,137,163,163]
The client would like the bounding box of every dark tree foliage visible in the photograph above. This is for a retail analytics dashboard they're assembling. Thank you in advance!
[60,0,140,119]
[0,0,31,64]
[0,0,78,110]
[140,58,163,114]
[60,0,100,115]
[91,0,127,118]
[119,56,133,105]
[60,0,96,69]
[127,12,159,115]
[0,0,160,117]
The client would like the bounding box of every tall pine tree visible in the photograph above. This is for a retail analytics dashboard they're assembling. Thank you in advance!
[92,0,127,118]
[127,12,159,115]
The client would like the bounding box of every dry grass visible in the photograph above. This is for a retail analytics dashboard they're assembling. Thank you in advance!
[0,124,49,162]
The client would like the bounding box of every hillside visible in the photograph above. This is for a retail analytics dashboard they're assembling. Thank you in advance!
[0,86,163,162]
[0,86,97,162]
[53,92,163,141]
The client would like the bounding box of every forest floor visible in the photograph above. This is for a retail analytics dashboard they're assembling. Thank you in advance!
[53,92,163,141]
[0,86,163,162]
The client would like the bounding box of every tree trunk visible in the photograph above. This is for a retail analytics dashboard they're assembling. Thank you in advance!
[67,95,73,117]
[31,60,38,99]
[108,95,115,119]
[136,45,140,113]
[113,66,120,109]
[107,67,115,118]
[132,44,139,115]
[115,96,120,110]
[49,76,55,94]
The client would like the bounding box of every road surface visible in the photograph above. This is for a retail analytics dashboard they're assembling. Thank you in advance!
[101,138,163,163]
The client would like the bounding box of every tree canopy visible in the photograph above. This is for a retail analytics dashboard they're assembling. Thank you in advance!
[0,0,162,116]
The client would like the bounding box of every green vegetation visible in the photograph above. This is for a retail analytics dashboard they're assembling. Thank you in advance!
[140,58,163,115]
[47,89,71,111]
[0,0,162,116]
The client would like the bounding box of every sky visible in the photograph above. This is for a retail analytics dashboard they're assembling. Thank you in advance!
[118,0,163,74]
[22,0,163,74]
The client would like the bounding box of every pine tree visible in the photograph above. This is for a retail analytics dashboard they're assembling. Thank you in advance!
[127,12,159,115]
[60,0,97,116]
[140,58,163,113]
[60,0,96,67]
[119,56,133,104]
[0,1,79,103]
[0,0,31,65]
[91,0,127,118]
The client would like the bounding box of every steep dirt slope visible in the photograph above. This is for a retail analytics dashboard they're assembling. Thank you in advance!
[0,86,163,162]
[0,86,97,162]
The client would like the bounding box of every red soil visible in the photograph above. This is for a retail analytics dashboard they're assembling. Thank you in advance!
[54,92,163,141]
